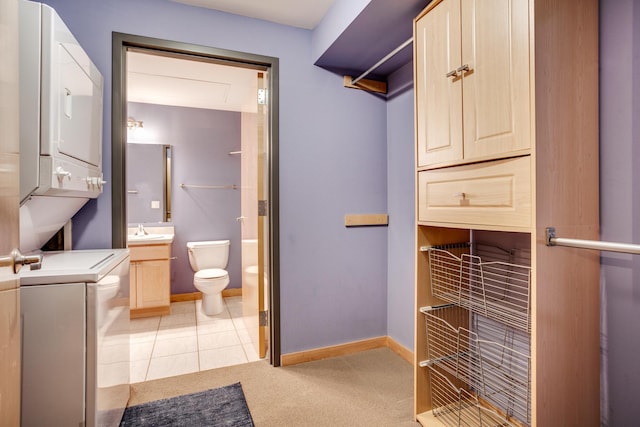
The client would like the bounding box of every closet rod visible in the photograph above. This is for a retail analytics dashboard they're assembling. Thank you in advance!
[351,37,413,85]
[180,184,237,190]
[546,227,640,255]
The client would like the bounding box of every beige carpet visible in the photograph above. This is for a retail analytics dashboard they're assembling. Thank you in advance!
[128,347,421,426]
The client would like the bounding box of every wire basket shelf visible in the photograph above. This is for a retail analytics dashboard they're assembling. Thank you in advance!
[423,243,532,334]
[420,305,531,426]
[428,365,520,427]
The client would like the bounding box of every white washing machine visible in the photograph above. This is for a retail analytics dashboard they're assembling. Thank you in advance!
[20,249,130,427]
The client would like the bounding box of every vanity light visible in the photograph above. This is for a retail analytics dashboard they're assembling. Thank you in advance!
[127,117,144,130]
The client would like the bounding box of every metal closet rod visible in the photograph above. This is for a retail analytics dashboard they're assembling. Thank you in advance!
[351,37,413,85]
[546,227,640,255]
[180,184,237,190]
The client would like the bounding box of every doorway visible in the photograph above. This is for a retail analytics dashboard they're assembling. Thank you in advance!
[111,33,280,370]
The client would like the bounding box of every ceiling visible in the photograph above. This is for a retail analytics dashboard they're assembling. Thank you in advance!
[169,0,336,29]
[127,51,261,113]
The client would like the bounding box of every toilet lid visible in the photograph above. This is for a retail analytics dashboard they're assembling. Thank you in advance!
[195,268,228,279]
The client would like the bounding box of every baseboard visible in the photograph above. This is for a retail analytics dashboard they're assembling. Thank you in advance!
[280,336,414,367]
[170,292,202,302]
[131,305,170,318]
[170,288,241,303]
[222,287,242,297]
[385,336,413,365]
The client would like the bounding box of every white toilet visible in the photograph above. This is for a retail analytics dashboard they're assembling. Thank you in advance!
[187,240,230,315]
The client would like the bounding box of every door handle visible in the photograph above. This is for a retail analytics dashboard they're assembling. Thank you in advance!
[445,69,458,78]
[456,64,470,73]
[0,249,43,274]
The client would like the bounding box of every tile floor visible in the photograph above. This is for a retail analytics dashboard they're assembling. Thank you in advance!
[129,297,262,383]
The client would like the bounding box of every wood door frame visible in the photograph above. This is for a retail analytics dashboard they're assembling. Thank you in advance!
[111,33,281,366]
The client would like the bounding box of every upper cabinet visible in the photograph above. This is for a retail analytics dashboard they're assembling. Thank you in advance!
[416,0,531,169]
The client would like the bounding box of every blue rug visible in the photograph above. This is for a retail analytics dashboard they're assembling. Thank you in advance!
[120,382,254,427]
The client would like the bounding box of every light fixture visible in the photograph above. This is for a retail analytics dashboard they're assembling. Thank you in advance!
[127,117,143,130]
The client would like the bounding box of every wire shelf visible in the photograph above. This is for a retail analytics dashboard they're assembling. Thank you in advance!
[428,365,519,427]
[420,305,531,425]
[424,243,532,333]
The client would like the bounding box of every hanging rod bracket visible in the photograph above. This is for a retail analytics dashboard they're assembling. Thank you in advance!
[545,227,557,246]
[343,76,387,94]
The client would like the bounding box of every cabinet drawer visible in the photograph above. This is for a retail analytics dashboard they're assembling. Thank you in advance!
[418,156,531,229]
[129,244,170,261]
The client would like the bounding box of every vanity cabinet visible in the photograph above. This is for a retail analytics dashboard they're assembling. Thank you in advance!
[413,0,600,426]
[129,243,171,318]
[415,0,530,169]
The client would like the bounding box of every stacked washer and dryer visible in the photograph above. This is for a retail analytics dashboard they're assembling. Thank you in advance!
[18,1,130,426]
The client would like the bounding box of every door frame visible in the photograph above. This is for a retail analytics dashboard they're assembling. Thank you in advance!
[111,33,281,366]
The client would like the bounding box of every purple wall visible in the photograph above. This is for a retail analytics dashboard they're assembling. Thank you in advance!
[128,102,242,294]
[386,62,415,351]
[42,0,390,355]
[600,0,640,424]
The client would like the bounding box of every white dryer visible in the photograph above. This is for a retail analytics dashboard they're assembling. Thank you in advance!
[20,249,130,427]
[19,0,105,253]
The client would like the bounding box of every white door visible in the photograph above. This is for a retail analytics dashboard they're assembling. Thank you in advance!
[0,0,23,423]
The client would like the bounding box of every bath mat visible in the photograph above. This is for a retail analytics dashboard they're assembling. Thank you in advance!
[119,382,254,427]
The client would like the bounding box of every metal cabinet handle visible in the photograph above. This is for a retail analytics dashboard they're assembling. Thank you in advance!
[446,69,458,78]
[453,192,466,200]
[456,64,470,73]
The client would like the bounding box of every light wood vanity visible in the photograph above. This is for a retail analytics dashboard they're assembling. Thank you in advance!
[128,226,174,318]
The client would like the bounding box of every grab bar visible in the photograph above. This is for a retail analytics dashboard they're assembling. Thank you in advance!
[180,184,237,190]
[546,227,640,255]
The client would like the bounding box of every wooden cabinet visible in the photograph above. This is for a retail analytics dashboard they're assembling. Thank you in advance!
[413,0,600,426]
[129,243,171,318]
[415,0,530,169]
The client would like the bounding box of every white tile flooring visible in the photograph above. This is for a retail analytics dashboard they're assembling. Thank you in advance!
[129,297,261,383]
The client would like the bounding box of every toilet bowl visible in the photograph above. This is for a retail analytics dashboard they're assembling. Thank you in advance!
[187,240,230,315]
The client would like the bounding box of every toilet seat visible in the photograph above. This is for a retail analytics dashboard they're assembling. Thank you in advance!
[195,268,228,280]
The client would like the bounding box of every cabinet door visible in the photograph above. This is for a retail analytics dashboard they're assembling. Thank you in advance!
[461,0,530,160]
[137,260,169,308]
[416,0,462,167]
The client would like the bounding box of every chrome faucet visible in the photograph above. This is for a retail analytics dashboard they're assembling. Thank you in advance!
[135,224,148,236]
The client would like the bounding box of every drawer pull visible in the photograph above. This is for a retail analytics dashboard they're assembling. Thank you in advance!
[453,192,466,200]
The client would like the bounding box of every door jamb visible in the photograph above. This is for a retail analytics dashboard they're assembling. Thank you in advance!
[111,32,281,366]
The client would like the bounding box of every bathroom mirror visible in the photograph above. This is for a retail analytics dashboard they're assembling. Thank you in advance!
[127,143,172,224]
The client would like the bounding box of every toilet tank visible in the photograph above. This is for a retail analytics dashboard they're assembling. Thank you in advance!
[186,240,230,271]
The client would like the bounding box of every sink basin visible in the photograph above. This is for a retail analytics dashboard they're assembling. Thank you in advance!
[127,233,174,245]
